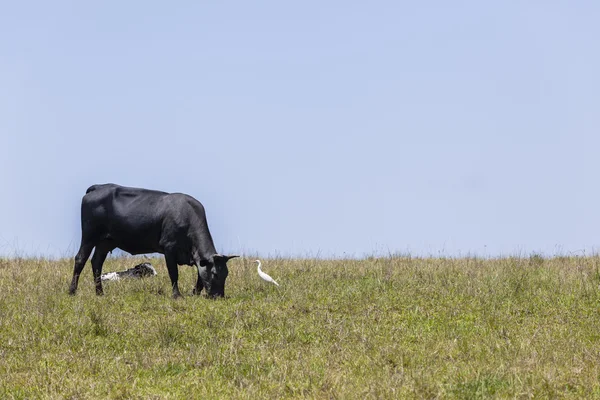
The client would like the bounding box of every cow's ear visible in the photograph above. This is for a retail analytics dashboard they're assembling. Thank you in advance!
[225,255,239,262]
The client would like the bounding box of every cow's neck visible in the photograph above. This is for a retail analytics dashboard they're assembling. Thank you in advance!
[192,228,218,261]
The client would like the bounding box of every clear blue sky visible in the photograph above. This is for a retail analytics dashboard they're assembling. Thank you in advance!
[1,1,599,258]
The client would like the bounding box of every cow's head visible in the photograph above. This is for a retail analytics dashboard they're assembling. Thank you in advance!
[200,254,239,298]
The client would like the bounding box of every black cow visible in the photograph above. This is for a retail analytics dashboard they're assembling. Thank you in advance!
[69,184,238,298]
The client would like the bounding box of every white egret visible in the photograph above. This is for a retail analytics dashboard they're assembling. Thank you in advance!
[254,260,279,286]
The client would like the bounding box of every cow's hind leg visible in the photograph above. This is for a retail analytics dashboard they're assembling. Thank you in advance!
[91,247,110,296]
[69,242,94,295]
[164,253,182,299]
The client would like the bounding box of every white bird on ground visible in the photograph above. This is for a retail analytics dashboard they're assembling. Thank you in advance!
[254,260,279,286]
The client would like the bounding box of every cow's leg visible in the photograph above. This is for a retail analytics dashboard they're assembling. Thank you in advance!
[91,247,109,296]
[193,265,204,295]
[164,253,182,299]
[69,242,94,295]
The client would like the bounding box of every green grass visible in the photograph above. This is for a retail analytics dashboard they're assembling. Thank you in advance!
[1,255,600,398]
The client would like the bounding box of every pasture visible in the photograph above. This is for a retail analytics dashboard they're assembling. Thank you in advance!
[1,255,600,398]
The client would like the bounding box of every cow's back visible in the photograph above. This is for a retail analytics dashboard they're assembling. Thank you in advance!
[80,184,172,254]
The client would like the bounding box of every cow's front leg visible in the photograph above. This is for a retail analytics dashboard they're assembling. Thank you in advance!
[164,253,182,299]
[193,266,204,295]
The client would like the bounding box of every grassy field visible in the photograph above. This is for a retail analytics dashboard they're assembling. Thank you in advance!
[1,255,600,399]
